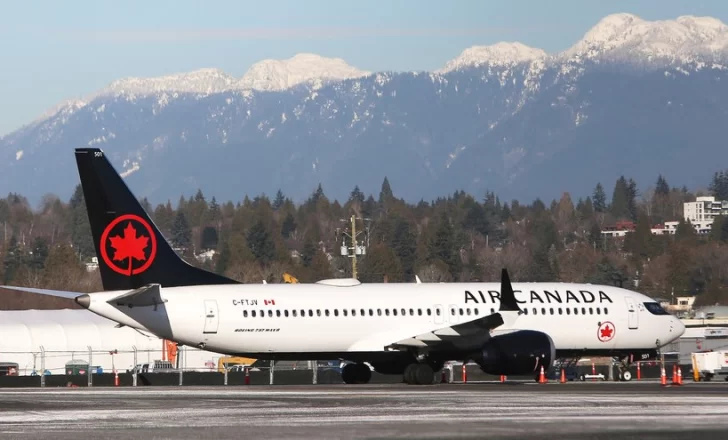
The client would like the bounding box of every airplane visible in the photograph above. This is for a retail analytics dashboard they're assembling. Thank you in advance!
[2,147,685,385]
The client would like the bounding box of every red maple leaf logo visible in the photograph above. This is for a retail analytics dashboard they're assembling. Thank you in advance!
[108,222,149,275]
[600,325,613,339]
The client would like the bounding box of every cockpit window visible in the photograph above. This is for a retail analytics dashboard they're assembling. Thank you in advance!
[644,302,670,315]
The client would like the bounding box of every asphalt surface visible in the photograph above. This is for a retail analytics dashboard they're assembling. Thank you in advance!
[1,382,727,439]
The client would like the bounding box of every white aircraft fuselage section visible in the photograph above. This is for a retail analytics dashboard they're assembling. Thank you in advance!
[83,281,684,359]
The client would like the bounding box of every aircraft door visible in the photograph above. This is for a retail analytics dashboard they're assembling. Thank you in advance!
[625,297,638,329]
[434,304,444,325]
[203,300,219,334]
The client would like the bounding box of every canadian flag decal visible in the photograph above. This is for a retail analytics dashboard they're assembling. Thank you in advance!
[264,299,276,305]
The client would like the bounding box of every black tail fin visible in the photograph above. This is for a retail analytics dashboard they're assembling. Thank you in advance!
[75,148,239,291]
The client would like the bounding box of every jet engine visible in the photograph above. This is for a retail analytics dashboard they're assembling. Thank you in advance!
[474,330,555,376]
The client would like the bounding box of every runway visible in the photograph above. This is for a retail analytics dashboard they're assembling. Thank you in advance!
[1,382,727,439]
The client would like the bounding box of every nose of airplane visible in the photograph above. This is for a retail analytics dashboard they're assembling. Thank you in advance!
[671,315,685,340]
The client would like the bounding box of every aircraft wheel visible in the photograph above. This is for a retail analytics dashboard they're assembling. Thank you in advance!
[403,364,417,384]
[622,370,632,381]
[415,364,435,385]
[354,363,372,384]
[341,363,358,384]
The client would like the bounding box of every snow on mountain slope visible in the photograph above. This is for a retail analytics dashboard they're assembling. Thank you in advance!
[95,68,237,99]
[436,42,547,73]
[238,53,370,91]
[561,13,728,64]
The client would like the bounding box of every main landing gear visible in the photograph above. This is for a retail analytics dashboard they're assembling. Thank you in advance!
[403,363,436,385]
[341,363,372,384]
[614,356,633,382]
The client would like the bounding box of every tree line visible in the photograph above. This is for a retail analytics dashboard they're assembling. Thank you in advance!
[2,170,728,310]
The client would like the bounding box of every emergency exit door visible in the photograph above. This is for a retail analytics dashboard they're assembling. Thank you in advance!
[625,297,639,329]
[203,300,219,334]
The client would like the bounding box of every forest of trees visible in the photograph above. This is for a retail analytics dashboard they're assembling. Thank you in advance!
[2,171,728,310]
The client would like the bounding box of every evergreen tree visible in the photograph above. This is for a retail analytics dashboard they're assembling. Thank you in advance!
[246,220,275,264]
[391,218,417,280]
[2,236,22,284]
[281,212,297,239]
[273,190,285,210]
[28,236,49,270]
[379,177,394,204]
[627,178,639,221]
[301,238,317,267]
[610,176,630,220]
[709,170,728,201]
[208,196,221,226]
[429,213,461,278]
[623,212,653,259]
[349,185,365,204]
[655,175,670,196]
[593,183,607,213]
[200,226,218,250]
[171,211,192,250]
[675,219,697,244]
[69,184,95,260]
[359,243,403,282]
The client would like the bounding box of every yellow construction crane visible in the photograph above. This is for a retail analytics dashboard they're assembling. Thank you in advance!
[283,272,299,283]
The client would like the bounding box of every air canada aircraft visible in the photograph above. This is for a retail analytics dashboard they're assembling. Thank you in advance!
[2,148,685,385]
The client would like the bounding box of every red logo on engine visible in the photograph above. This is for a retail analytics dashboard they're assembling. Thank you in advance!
[598,321,615,342]
[100,214,157,276]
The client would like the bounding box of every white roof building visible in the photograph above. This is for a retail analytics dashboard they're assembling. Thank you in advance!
[0,309,221,375]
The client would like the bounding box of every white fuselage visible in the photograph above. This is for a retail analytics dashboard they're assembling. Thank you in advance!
[82,280,685,361]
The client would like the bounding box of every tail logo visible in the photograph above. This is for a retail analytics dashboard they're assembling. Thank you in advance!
[100,214,157,276]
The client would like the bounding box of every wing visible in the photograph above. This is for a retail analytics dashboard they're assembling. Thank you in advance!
[386,268,523,351]
[0,285,83,300]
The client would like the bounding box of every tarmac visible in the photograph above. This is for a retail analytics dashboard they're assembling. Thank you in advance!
[1,381,727,439]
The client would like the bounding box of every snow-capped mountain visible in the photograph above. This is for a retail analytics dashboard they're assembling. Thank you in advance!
[3,13,728,205]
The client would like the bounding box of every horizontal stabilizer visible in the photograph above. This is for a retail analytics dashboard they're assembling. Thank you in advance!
[109,284,166,308]
[0,285,82,300]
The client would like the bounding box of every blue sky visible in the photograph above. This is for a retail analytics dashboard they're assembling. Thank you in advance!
[1,0,728,136]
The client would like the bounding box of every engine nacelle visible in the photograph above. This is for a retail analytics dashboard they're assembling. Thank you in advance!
[474,330,555,376]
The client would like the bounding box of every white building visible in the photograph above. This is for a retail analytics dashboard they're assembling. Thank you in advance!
[684,196,728,224]
[0,309,224,375]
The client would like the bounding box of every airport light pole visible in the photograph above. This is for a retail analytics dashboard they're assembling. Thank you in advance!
[338,215,370,280]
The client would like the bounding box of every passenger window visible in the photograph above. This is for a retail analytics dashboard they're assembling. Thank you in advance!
[369,309,373,316]
[436,308,441,316]
[334,309,339,317]
[589,307,593,315]
[410,309,414,315]
[451,308,456,315]
[581,307,586,315]
[292,310,297,317]
[377,309,382,316]
[393,309,397,316]
[566,308,570,315]
[284,310,288,317]
[466,308,471,315]
[276,310,281,317]
[604,307,608,315]
[243,311,248,318]
[558,308,562,315]
[316,310,321,317]
[360,309,365,316]
[261,310,265,318]
[402,308,406,316]
[417,309,422,316]
[268,310,273,317]
[549,308,553,315]
[596,308,601,315]
[532,308,537,315]
[427,309,432,316]
[308,309,313,317]
[324,309,329,317]
[574,308,578,315]
[343,310,347,317]
[474,308,479,315]
[541,308,546,315]
[490,308,495,314]
[523,308,527,315]
[385,309,390,316]
[459,308,464,316]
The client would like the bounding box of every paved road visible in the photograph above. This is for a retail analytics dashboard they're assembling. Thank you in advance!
[0,382,726,439]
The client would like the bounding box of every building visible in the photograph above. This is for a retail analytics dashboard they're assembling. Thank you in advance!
[684,196,728,224]
[602,196,727,237]
[0,309,224,375]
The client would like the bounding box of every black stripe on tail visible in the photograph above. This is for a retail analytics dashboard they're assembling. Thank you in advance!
[75,148,239,291]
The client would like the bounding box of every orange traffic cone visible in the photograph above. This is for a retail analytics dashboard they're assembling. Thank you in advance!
[560,368,566,383]
[661,367,667,386]
[677,367,683,385]
[114,371,119,387]
[672,365,677,383]
[500,374,506,382]
[539,365,546,383]
[462,364,467,383]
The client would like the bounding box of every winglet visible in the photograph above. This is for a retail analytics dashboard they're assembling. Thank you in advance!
[415,275,422,284]
[499,268,521,313]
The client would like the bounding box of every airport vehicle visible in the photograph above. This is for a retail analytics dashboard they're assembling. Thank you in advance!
[691,349,728,381]
[2,148,685,385]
